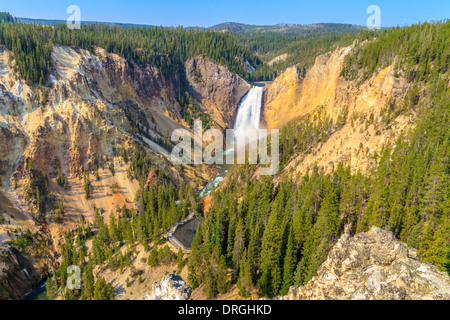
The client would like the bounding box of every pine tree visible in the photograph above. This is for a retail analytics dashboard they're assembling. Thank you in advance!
[82,264,95,299]
[109,162,115,176]
[216,254,228,294]
[237,249,254,298]
[232,218,245,267]
[203,265,217,299]
[56,168,65,186]
[280,227,297,295]
[421,145,448,217]
[46,277,58,300]
[148,247,159,267]
[176,247,185,270]
[83,171,92,199]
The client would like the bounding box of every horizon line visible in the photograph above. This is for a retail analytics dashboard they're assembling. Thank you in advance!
[11,15,434,29]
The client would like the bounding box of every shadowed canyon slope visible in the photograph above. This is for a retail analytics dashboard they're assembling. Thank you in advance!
[185,55,251,128]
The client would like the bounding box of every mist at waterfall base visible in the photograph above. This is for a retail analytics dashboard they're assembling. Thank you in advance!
[199,85,264,197]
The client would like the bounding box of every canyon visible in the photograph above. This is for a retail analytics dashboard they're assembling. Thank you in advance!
[0,31,446,300]
[0,45,239,299]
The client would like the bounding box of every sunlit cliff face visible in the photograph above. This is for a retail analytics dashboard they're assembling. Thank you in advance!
[263,45,412,176]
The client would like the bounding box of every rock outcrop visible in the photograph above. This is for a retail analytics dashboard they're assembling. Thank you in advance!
[145,273,192,300]
[285,226,450,300]
[185,55,250,128]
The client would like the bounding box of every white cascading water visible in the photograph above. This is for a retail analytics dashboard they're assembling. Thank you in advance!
[199,85,264,198]
[233,86,264,140]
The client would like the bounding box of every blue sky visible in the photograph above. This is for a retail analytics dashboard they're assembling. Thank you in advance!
[3,0,449,27]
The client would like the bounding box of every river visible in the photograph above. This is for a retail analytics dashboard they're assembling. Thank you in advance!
[24,281,48,300]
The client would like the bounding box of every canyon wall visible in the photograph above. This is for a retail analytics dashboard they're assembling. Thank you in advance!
[185,55,250,128]
[263,45,412,175]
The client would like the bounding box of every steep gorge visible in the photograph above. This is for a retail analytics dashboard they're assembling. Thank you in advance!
[0,44,250,298]
[0,24,446,300]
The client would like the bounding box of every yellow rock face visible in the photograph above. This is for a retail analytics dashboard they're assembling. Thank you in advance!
[185,55,250,129]
[263,46,352,129]
[263,45,412,175]
[263,45,409,129]
[0,45,217,249]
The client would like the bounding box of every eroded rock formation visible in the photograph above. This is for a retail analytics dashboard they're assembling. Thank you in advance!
[0,247,42,299]
[145,273,192,300]
[263,45,412,175]
[285,226,450,300]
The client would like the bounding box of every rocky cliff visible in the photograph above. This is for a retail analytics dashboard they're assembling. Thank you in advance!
[0,44,184,186]
[285,226,450,300]
[263,45,412,175]
[185,55,250,128]
[0,247,43,299]
[263,46,350,130]
[0,45,188,243]
[145,273,192,300]
[0,45,236,298]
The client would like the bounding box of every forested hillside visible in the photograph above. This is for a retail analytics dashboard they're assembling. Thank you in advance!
[0,16,378,85]
[0,12,14,23]
[187,20,449,299]
[210,22,361,34]
[216,23,375,80]
[0,17,261,85]
[341,21,449,82]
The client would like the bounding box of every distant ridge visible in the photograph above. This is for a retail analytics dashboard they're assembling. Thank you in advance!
[17,17,155,28]
[15,17,363,33]
[209,22,363,33]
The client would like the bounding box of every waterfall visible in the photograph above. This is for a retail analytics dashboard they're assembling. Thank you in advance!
[199,85,264,198]
[233,86,264,140]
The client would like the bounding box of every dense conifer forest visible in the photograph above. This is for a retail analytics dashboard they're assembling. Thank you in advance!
[0,18,262,85]
[226,24,375,79]
[0,15,378,85]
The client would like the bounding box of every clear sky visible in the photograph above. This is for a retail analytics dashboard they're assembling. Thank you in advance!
[2,0,449,27]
